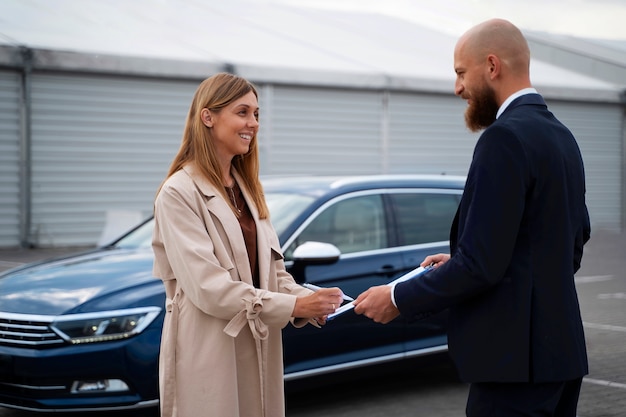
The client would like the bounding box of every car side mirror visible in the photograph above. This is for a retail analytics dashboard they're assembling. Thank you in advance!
[290,241,341,282]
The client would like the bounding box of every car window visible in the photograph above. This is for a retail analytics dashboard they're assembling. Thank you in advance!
[390,192,460,246]
[284,194,387,259]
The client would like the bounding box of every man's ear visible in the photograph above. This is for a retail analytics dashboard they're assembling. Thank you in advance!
[201,108,213,127]
[486,54,500,80]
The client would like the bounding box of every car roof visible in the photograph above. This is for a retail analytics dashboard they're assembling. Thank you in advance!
[261,174,466,197]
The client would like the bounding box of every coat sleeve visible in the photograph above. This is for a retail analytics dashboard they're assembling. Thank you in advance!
[265,220,318,328]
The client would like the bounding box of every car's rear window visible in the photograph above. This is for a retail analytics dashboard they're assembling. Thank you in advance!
[390,192,460,246]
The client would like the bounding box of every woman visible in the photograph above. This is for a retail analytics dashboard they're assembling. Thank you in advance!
[152,73,342,417]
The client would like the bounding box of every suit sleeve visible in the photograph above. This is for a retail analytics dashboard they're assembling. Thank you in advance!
[574,200,591,273]
[395,125,530,317]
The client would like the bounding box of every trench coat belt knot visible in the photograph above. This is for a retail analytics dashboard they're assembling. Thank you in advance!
[223,295,270,340]
[223,295,270,415]
[161,296,178,417]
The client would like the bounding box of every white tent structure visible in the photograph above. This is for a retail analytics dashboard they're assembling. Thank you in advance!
[0,0,624,247]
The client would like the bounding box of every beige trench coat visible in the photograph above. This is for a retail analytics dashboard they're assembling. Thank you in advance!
[152,165,313,417]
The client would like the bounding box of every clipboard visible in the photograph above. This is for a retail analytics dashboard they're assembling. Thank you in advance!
[327,264,433,321]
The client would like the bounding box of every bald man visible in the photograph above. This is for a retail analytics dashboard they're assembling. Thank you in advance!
[354,19,590,417]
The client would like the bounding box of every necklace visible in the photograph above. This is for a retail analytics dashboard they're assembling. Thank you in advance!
[227,184,241,214]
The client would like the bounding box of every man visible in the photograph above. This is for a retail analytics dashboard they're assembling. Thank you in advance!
[353,18,590,417]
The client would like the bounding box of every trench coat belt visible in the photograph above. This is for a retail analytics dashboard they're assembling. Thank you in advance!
[223,295,270,415]
[223,295,270,340]
[161,296,178,417]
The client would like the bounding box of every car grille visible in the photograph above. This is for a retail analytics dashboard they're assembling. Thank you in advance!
[0,314,65,347]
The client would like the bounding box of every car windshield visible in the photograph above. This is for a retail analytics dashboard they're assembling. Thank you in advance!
[265,192,315,236]
[112,192,315,250]
[114,220,154,249]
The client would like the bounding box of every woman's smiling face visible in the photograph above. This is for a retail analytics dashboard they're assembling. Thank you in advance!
[205,90,259,161]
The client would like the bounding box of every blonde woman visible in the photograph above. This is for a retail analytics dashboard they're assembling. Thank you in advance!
[152,73,342,417]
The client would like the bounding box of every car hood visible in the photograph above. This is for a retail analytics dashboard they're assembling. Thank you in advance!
[0,248,159,316]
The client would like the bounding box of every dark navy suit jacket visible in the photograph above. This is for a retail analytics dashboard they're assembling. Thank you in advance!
[395,94,590,383]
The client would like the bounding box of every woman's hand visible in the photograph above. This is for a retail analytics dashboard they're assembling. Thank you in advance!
[293,287,343,319]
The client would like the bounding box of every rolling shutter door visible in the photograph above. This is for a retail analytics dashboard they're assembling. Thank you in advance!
[28,73,197,246]
[548,100,623,231]
[263,86,384,175]
[388,92,479,176]
[0,70,22,247]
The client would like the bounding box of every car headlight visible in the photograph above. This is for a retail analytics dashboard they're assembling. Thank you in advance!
[50,307,161,344]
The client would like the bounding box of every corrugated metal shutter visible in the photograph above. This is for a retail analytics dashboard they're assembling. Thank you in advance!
[29,73,197,246]
[263,86,384,175]
[388,92,479,176]
[548,100,623,231]
[387,94,623,231]
[0,70,22,247]
[14,73,625,247]
[257,83,271,174]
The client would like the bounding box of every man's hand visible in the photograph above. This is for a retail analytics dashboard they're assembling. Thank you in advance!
[353,285,399,324]
[421,253,450,268]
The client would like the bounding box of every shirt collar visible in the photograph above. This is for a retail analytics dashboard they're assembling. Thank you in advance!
[496,87,538,119]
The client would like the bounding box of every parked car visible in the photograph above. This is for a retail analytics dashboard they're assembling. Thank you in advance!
[0,174,465,413]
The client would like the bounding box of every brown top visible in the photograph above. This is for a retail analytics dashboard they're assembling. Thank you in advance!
[226,182,259,288]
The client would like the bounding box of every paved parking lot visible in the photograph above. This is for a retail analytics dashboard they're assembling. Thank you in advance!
[1,229,625,416]
[572,230,626,417]
[286,227,626,417]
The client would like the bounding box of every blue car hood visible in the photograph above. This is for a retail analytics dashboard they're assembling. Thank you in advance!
[0,248,158,315]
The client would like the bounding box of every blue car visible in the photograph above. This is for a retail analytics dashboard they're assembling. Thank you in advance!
[0,175,464,413]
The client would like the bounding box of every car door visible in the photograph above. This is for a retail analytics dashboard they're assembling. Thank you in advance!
[386,190,462,353]
[281,191,408,377]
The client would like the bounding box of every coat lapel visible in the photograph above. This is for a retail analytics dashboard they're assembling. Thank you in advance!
[182,165,254,286]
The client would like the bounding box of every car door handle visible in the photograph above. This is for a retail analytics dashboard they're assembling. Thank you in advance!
[376,265,402,276]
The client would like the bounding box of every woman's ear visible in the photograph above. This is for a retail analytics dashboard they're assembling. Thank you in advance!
[201,108,213,127]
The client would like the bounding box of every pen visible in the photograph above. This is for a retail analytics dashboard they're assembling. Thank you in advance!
[301,283,354,301]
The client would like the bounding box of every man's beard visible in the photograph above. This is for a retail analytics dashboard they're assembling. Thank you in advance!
[464,83,499,132]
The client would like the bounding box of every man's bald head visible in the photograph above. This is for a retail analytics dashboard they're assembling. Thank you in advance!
[453,19,533,131]
[458,18,531,78]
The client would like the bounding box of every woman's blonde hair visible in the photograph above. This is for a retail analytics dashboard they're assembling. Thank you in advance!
[159,73,269,218]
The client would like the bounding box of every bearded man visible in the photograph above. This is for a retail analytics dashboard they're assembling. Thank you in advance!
[354,18,590,417]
